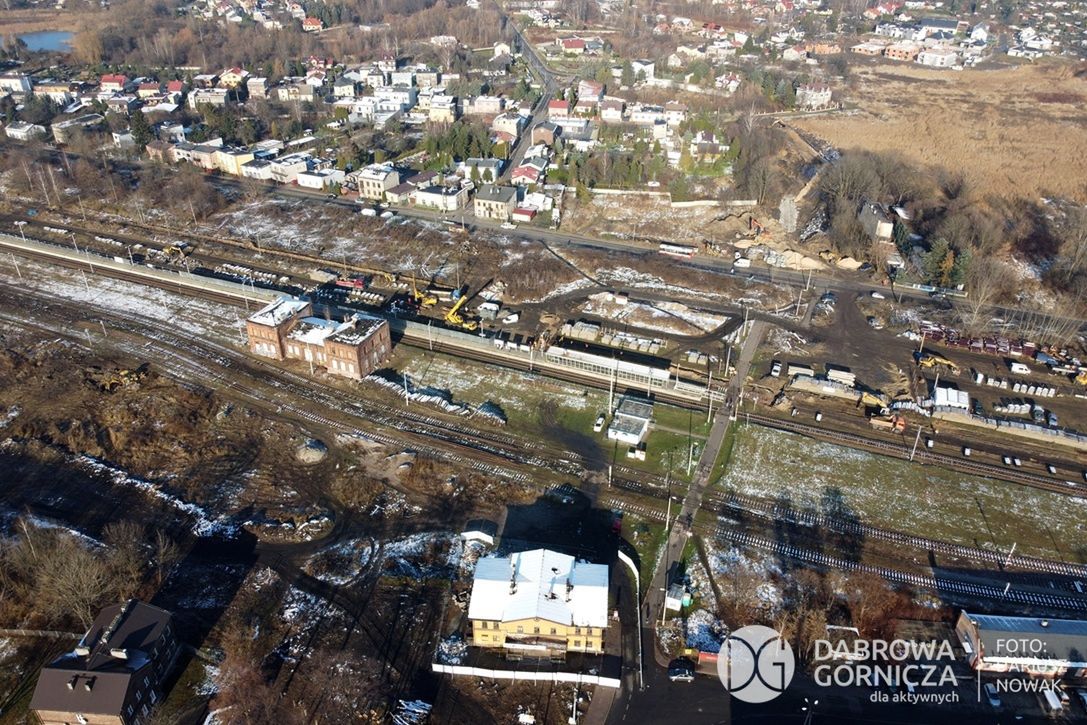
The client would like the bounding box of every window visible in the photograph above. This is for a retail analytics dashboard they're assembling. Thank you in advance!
[550,628,557,635]
[533,627,540,634]
[516,626,524,634]
[575,627,581,635]
[573,640,581,648]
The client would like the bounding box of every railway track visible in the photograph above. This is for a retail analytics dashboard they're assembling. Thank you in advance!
[602,495,1087,611]
[608,475,1087,580]
[744,412,1087,498]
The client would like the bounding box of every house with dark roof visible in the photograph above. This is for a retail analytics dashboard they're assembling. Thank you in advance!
[30,600,179,725]
[955,610,1087,677]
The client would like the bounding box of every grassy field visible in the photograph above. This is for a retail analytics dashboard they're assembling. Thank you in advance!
[391,348,706,478]
[795,62,1087,201]
[714,424,1087,562]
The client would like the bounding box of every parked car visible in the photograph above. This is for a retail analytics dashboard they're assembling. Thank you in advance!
[1047,464,1058,475]
[984,682,1001,708]
[1003,456,1012,466]
[770,361,782,378]
[962,447,972,457]
[870,291,886,299]
[593,414,606,433]
[668,659,695,683]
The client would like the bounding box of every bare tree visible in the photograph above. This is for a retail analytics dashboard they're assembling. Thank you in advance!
[959,257,1012,334]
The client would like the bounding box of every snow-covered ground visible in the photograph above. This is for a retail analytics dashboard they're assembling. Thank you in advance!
[685,608,727,653]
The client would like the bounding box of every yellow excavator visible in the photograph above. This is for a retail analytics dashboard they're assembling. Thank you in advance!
[411,276,438,308]
[444,293,478,331]
[916,352,960,375]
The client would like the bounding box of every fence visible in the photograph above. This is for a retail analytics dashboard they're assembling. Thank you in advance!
[431,663,621,688]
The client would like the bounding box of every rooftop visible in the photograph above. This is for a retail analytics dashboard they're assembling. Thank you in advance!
[468,549,609,628]
[248,297,309,327]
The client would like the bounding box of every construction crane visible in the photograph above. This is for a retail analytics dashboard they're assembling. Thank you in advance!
[916,352,960,375]
[858,391,890,413]
[444,293,478,331]
[411,276,438,308]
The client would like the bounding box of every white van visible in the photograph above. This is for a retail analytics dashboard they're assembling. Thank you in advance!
[1042,688,1063,715]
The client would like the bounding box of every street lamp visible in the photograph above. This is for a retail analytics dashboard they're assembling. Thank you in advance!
[802,697,819,725]
[13,221,27,242]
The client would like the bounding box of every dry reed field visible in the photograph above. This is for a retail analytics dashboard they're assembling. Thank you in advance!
[795,61,1087,202]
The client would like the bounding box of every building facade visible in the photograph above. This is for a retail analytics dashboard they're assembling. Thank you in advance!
[474,184,517,221]
[246,298,391,380]
[955,611,1087,678]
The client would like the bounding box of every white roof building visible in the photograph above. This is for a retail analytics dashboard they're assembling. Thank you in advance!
[468,549,608,628]
[248,298,310,327]
[933,384,969,409]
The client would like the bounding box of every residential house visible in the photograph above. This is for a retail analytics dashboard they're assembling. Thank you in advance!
[191,73,219,89]
[531,121,560,146]
[165,80,185,96]
[247,77,269,98]
[884,42,921,61]
[218,67,249,88]
[189,88,230,109]
[473,184,517,221]
[276,83,315,103]
[412,184,469,211]
[106,95,139,115]
[136,82,162,99]
[247,298,391,380]
[858,202,893,241]
[628,104,665,125]
[297,168,346,190]
[268,153,312,184]
[467,549,608,656]
[599,99,624,124]
[29,600,179,725]
[428,94,458,124]
[917,47,959,67]
[970,23,989,43]
[795,84,832,110]
[99,74,129,93]
[333,77,358,98]
[465,95,505,115]
[459,158,503,183]
[511,157,547,186]
[241,158,274,180]
[302,16,323,31]
[0,72,31,95]
[215,147,255,176]
[374,85,417,111]
[491,112,524,139]
[576,79,604,103]
[4,121,47,141]
[690,130,726,163]
[354,164,400,200]
[34,80,78,105]
[547,99,570,120]
[557,37,586,55]
[663,101,688,126]
[631,59,656,81]
[51,114,105,144]
[416,68,441,88]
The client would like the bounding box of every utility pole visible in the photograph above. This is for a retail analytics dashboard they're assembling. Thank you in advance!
[1004,541,1017,569]
[10,254,22,281]
[706,365,713,424]
[403,371,410,406]
[909,426,923,461]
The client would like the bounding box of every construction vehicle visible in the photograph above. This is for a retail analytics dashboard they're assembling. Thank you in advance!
[858,391,890,415]
[1075,370,1087,386]
[163,243,192,258]
[915,352,960,375]
[444,293,478,331]
[410,276,438,308]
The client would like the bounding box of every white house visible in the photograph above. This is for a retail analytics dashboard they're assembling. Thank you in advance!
[297,169,346,190]
[4,121,47,141]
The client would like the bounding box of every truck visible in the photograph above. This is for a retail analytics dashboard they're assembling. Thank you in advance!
[1009,361,1031,375]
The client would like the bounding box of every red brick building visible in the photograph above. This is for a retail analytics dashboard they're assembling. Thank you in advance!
[246,298,391,380]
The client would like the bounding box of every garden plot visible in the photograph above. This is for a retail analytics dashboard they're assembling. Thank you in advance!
[717,425,1087,561]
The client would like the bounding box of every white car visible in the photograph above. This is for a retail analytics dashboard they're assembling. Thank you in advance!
[593,414,606,433]
[962,447,971,457]
[770,361,782,378]
[1047,464,1057,475]
[1012,457,1022,467]
[503,313,520,325]
[870,291,886,299]
[500,222,517,230]
[1003,456,1012,466]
